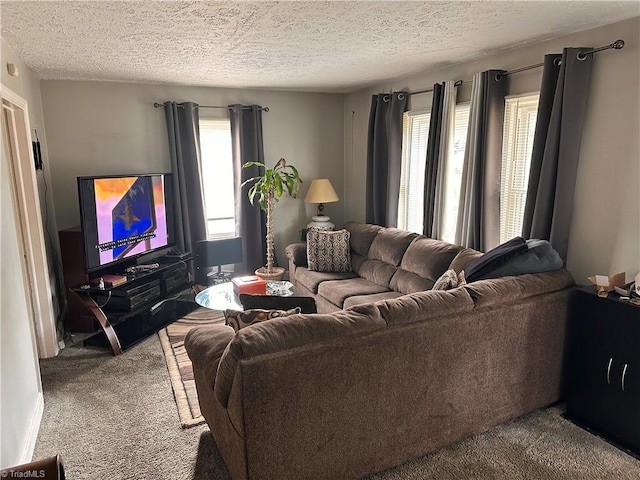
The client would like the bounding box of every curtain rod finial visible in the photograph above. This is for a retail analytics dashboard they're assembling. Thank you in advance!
[613,39,625,50]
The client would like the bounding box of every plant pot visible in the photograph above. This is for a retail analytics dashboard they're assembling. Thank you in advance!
[254,266,286,282]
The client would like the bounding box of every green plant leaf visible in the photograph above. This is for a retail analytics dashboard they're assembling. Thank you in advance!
[274,175,283,197]
[242,161,266,169]
[240,176,261,188]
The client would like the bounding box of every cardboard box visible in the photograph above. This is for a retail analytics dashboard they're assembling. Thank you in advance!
[232,275,266,296]
[588,272,626,298]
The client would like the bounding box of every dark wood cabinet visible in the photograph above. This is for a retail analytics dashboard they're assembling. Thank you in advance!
[566,287,640,455]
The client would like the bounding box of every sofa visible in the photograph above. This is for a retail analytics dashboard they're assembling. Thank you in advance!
[286,222,473,313]
[184,222,575,479]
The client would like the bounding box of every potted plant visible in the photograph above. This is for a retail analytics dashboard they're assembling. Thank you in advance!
[242,158,303,281]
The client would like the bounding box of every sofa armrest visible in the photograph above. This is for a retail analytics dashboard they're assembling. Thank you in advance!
[286,242,308,267]
[185,325,235,389]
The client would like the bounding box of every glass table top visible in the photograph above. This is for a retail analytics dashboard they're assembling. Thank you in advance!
[195,280,295,311]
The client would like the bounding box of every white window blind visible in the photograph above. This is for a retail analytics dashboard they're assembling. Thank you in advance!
[398,111,431,233]
[440,103,470,244]
[199,119,235,239]
[499,94,539,243]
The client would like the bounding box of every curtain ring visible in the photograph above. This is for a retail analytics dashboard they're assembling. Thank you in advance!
[553,56,562,66]
[495,73,503,82]
[576,51,589,61]
[397,93,405,101]
[382,94,390,102]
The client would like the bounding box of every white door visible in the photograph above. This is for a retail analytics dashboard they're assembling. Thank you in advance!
[1,85,58,358]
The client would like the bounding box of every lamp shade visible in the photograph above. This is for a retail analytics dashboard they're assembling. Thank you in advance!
[304,179,339,204]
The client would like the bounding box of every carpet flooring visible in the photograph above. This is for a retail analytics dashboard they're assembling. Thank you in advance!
[158,307,226,428]
[34,334,640,479]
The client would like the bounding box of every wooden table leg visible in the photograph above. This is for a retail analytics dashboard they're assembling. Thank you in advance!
[75,292,123,356]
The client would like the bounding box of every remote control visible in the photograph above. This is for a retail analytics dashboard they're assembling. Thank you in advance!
[136,263,159,270]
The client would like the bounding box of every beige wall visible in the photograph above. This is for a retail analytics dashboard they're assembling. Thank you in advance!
[40,81,344,266]
[344,17,640,284]
[1,39,62,317]
[1,39,48,467]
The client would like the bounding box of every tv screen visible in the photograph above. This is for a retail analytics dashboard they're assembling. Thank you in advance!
[78,173,175,273]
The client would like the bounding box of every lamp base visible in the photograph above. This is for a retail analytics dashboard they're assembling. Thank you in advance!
[307,215,334,231]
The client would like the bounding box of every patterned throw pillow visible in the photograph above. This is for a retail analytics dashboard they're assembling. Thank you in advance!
[224,308,301,332]
[307,229,352,273]
[432,269,459,291]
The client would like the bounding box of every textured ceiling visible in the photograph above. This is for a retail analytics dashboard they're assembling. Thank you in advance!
[1,1,639,93]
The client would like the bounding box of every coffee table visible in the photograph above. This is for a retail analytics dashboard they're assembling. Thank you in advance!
[195,280,296,311]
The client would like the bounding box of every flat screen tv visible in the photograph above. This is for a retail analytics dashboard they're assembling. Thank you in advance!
[78,173,175,273]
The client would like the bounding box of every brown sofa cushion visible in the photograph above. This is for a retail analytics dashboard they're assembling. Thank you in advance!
[295,267,359,294]
[368,228,418,266]
[318,277,390,308]
[184,325,236,389]
[215,303,386,407]
[387,270,435,294]
[343,291,404,309]
[356,259,400,288]
[402,237,464,279]
[376,288,475,326]
[352,228,417,289]
[344,221,383,257]
[390,237,464,294]
[449,248,483,273]
[462,269,575,308]
[285,242,308,267]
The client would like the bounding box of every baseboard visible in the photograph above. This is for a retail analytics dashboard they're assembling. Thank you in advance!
[19,392,44,465]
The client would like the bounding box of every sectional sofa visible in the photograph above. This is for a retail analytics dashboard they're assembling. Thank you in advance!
[185,222,575,479]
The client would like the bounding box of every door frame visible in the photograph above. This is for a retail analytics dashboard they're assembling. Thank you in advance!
[2,84,58,358]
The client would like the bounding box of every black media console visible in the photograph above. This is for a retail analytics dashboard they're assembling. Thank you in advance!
[70,259,197,355]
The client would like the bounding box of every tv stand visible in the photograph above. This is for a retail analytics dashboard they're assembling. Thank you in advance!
[72,291,124,354]
[68,259,196,355]
[59,226,199,355]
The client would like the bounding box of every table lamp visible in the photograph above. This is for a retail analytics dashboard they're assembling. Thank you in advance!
[304,178,339,230]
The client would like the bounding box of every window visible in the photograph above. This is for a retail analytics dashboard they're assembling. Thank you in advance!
[199,119,235,239]
[398,111,430,233]
[499,94,539,243]
[439,103,470,244]
[397,104,470,239]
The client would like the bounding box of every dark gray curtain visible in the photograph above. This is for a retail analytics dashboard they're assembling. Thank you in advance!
[229,104,267,273]
[366,92,408,227]
[163,102,207,268]
[455,70,507,251]
[522,49,593,263]
[423,83,444,237]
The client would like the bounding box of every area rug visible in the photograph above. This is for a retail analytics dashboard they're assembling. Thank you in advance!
[158,307,225,428]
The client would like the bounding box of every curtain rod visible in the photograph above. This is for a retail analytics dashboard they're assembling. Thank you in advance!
[409,80,465,96]
[497,39,625,80]
[409,39,624,94]
[153,102,269,112]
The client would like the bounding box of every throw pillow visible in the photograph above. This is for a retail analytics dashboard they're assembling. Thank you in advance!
[432,269,459,291]
[224,307,301,333]
[457,270,467,286]
[307,229,352,273]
